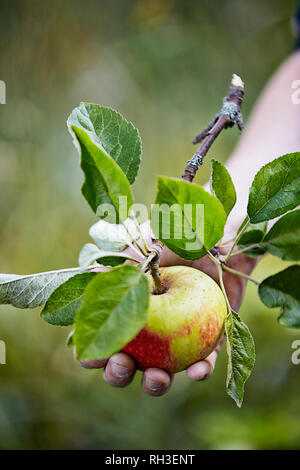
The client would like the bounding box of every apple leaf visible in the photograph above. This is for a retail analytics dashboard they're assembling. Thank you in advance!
[263,210,300,261]
[78,243,136,269]
[238,221,268,258]
[225,310,255,407]
[151,176,226,260]
[0,267,93,309]
[89,218,139,252]
[74,265,149,360]
[259,266,300,328]
[70,126,134,220]
[247,152,300,223]
[41,272,96,326]
[210,159,236,216]
[68,103,141,184]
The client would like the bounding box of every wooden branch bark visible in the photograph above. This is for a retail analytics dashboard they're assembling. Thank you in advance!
[182,74,245,182]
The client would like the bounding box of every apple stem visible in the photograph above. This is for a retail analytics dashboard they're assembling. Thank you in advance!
[150,263,163,295]
[143,241,164,294]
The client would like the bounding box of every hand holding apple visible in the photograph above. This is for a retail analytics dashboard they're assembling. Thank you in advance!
[1,60,300,406]
[123,265,227,373]
[79,231,257,396]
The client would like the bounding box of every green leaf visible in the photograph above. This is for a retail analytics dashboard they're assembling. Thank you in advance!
[0,267,92,309]
[74,265,149,360]
[225,310,255,407]
[151,176,227,260]
[263,210,300,261]
[238,221,268,257]
[78,243,134,269]
[259,265,300,328]
[70,126,134,219]
[210,159,236,216]
[68,103,141,184]
[247,152,300,223]
[41,272,96,326]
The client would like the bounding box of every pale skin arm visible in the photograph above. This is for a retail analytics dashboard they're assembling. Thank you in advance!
[79,51,300,396]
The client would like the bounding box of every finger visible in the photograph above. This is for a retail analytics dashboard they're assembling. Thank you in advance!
[74,346,108,369]
[78,358,108,369]
[186,350,218,381]
[103,353,136,387]
[142,368,174,397]
[160,246,219,281]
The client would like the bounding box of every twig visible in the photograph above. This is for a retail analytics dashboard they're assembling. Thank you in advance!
[223,216,250,262]
[182,73,245,182]
[219,237,236,247]
[229,243,262,257]
[217,264,232,314]
[222,265,260,285]
[206,250,231,313]
[148,74,245,291]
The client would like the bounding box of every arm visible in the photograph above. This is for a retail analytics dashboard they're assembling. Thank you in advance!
[226,51,300,234]
[79,50,300,396]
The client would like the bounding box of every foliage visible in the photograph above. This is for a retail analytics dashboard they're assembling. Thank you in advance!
[0,100,299,406]
[151,176,226,260]
[74,265,149,360]
[225,310,255,407]
[247,153,300,223]
[210,159,236,216]
[259,266,300,328]
[0,0,299,448]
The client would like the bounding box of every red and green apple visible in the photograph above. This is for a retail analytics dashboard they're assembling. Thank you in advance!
[123,265,227,373]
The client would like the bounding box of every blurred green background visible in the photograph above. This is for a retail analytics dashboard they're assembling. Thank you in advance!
[0,0,299,450]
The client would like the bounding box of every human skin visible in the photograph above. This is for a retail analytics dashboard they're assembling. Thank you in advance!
[79,51,300,396]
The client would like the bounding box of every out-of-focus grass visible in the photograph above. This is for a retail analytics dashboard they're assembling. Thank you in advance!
[0,0,299,449]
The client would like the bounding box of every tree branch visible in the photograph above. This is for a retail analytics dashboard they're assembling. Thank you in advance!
[182,73,245,182]
[148,74,245,278]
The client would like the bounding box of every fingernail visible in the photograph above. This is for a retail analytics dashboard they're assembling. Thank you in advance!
[145,378,163,392]
[110,361,130,378]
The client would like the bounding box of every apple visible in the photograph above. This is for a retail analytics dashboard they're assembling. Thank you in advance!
[123,265,227,373]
